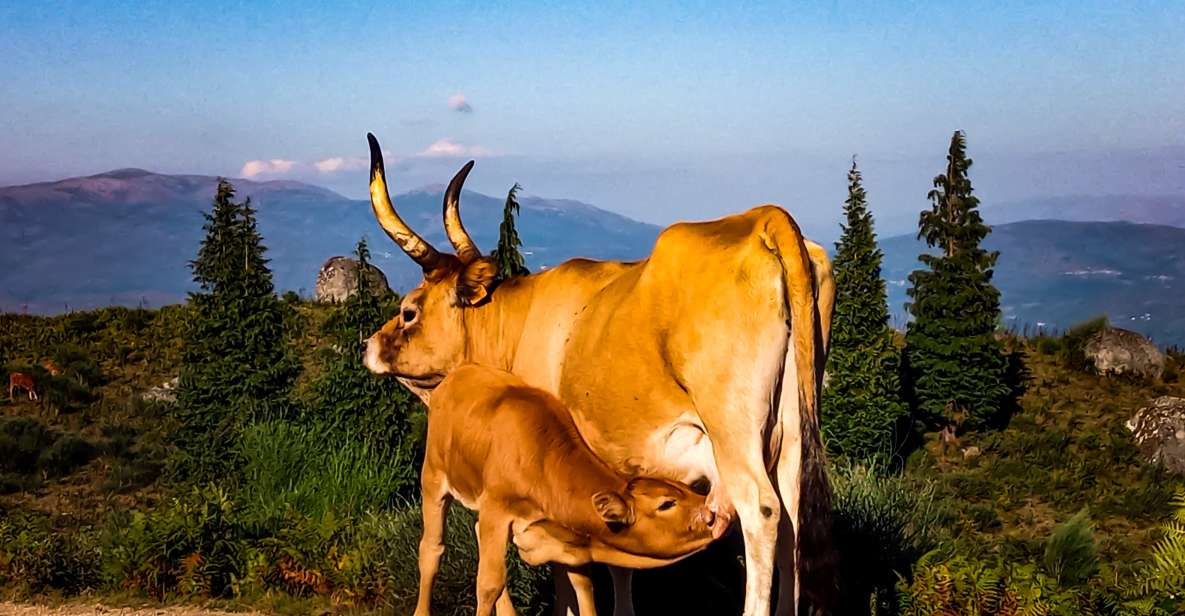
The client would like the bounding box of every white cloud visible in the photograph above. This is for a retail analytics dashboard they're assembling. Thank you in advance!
[418,138,493,158]
[314,156,368,173]
[447,92,473,113]
[240,159,297,178]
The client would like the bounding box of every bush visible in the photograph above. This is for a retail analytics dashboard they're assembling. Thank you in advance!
[0,510,101,595]
[1043,509,1099,587]
[896,553,1091,616]
[1061,315,1109,372]
[830,464,944,614]
[0,417,56,474]
[101,485,247,598]
[37,433,96,477]
[237,420,417,524]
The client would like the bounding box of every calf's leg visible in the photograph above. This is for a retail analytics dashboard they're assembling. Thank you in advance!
[415,474,452,616]
[475,510,513,616]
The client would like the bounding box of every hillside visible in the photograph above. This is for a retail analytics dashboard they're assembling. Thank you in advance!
[4,170,1185,346]
[880,220,1185,346]
[0,170,659,311]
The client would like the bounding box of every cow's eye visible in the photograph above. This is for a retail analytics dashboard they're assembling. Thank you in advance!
[657,499,677,512]
[402,308,418,324]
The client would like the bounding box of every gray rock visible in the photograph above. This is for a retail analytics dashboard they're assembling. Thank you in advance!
[315,256,391,303]
[1127,396,1185,474]
[1084,327,1165,379]
[142,376,179,403]
[962,446,982,460]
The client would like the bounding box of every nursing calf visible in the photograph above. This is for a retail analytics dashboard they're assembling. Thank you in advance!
[416,364,714,616]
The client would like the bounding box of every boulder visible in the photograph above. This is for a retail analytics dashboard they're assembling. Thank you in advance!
[142,376,179,403]
[315,256,391,303]
[1127,396,1185,474]
[1084,327,1165,379]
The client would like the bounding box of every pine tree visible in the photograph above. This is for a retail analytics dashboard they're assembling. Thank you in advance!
[905,131,1010,429]
[304,237,424,494]
[822,159,908,460]
[173,179,299,480]
[492,183,530,279]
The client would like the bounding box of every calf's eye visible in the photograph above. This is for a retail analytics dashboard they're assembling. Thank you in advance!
[657,500,677,512]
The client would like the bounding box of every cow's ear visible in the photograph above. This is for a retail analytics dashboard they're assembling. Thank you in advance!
[456,257,497,306]
[592,491,634,528]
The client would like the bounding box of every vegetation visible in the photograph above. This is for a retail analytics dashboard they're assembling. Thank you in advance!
[493,183,530,279]
[905,130,1012,430]
[173,179,299,481]
[3,166,1185,616]
[822,159,909,461]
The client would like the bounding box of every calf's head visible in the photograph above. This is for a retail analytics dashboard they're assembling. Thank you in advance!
[361,133,497,398]
[592,477,715,559]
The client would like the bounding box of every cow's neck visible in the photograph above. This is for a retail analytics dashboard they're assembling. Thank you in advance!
[459,275,534,371]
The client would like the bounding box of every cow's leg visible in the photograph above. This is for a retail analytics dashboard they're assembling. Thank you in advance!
[566,564,598,616]
[475,510,513,616]
[551,570,579,616]
[701,411,782,616]
[772,421,802,616]
[415,472,452,616]
[608,566,634,616]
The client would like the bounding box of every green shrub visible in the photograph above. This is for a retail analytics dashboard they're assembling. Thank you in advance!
[101,485,247,598]
[37,433,96,477]
[0,510,101,595]
[1043,509,1099,587]
[237,420,415,524]
[896,553,1092,616]
[830,464,943,614]
[1061,315,1109,372]
[0,417,55,474]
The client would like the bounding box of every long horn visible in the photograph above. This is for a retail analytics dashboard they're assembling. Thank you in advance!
[367,133,443,270]
[443,160,480,263]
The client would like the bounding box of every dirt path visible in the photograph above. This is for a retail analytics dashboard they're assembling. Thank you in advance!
[0,603,270,616]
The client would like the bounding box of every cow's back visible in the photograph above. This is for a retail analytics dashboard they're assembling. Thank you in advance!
[556,207,794,477]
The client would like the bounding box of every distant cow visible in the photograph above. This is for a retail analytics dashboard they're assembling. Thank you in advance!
[41,360,62,377]
[7,372,38,400]
[417,364,715,616]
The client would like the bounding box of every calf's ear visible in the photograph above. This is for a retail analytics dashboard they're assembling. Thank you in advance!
[456,257,498,306]
[592,491,635,527]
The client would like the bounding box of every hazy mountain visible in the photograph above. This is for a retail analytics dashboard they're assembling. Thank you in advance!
[0,169,660,312]
[3,170,1183,345]
[984,195,1185,228]
[880,220,1185,346]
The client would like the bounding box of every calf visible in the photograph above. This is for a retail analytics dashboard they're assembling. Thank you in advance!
[7,372,38,400]
[417,364,715,616]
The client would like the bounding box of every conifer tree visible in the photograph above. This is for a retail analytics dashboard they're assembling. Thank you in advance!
[304,237,424,492]
[822,159,908,460]
[173,179,298,479]
[492,183,530,279]
[905,131,1010,429]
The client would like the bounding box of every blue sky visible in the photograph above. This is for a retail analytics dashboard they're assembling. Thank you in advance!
[2,1,1183,237]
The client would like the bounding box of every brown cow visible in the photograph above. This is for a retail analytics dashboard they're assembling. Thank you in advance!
[7,372,38,400]
[41,360,62,377]
[418,364,714,616]
[362,133,835,616]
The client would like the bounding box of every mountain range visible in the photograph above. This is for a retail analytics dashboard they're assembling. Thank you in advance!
[2,170,1183,345]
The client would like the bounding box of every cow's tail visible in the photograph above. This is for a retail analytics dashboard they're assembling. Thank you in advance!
[762,207,838,612]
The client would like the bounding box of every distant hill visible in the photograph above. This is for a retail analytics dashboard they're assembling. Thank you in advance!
[3,170,1183,345]
[880,220,1185,346]
[984,195,1185,228]
[0,169,660,312]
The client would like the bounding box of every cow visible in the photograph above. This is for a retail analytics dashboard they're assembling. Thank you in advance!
[361,133,836,616]
[418,364,715,616]
[7,372,38,400]
[41,359,62,377]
